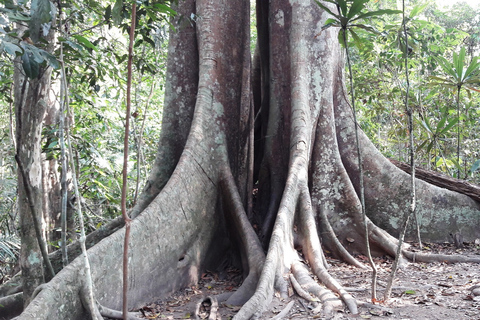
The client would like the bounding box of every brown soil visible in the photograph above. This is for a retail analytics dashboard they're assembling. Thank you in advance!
[131,242,480,320]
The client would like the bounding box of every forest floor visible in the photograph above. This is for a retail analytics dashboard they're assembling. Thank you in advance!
[131,241,480,320]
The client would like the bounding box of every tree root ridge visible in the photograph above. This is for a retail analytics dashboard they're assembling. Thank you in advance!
[221,167,264,306]
[402,250,480,263]
[291,261,342,317]
[317,201,366,269]
[271,300,295,320]
[98,303,143,320]
[78,284,143,320]
[0,292,23,318]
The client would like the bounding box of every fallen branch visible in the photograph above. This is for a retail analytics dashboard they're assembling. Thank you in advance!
[271,300,295,320]
[390,159,480,203]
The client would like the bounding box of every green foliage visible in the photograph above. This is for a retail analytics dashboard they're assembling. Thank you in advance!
[0,234,20,262]
[0,0,60,78]
[0,0,171,243]
[346,0,480,181]
[29,0,55,43]
[316,0,401,47]
[429,47,480,92]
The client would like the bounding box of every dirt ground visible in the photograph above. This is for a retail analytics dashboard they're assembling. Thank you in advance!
[131,242,480,320]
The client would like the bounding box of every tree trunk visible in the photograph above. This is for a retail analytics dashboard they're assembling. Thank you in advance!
[11,0,480,319]
[14,56,49,307]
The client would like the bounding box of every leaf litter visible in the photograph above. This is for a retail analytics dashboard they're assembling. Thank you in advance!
[121,241,480,319]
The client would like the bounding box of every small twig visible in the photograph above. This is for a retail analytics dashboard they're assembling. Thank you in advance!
[384,0,416,301]
[122,2,137,318]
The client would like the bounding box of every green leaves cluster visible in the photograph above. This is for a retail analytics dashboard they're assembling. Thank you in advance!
[430,47,480,94]
[0,0,59,78]
[315,0,401,47]
[321,0,480,181]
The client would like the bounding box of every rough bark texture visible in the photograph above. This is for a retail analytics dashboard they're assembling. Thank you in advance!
[14,54,49,307]
[11,0,480,319]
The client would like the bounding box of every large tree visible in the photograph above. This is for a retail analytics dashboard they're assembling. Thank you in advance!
[10,0,480,319]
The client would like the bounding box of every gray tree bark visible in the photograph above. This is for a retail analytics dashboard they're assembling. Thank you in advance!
[8,0,480,319]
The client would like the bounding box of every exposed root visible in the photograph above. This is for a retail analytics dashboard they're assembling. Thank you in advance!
[221,168,265,305]
[80,285,144,320]
[368,218,480,265]
[271,300,295,320]
[318,207,366,269]
[0,292,23,318]
[289,273,319,302]
[233,168,301,319]
[31,283,48,300]
[402,250,480,263]
[296,188,330,270]
[275,270,289,299]
[79,286,103,320]
[97,303,144,320]
[195,296,218,320]
[296,187,358,314]
[227,272,260,306]
[0,273,22,297]
[291,261,342,317]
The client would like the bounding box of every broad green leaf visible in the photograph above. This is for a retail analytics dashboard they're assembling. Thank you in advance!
[29,0,54,43]
[325,18,339,25]
[352,9,401,22]
[347,0,369,19]
[40,50,59,69]
[436,56,457,80]
[105,5,112,22]
[152,3,177,16]
[112,0,123,26]
[409,3,429,18]
[351,23,380,35]
[455,48,466,81]
[72,35,98,51]
[2,41,23,56]
[440,117,458,134]
[47,141,58,149]
[338,28,347,48]
[470,160,480,173]
[64,40,84,51]
[463,58,480,80]
[435,116,447,134]
[417,139,428,151]
[337,0,348,17]
[425,140,435,154]
[315,1,342,21]
[349,29,363,49]
[7,11,30,22]
[421,118,433,133]
[451,158,462,172]
[21,49,40,79]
